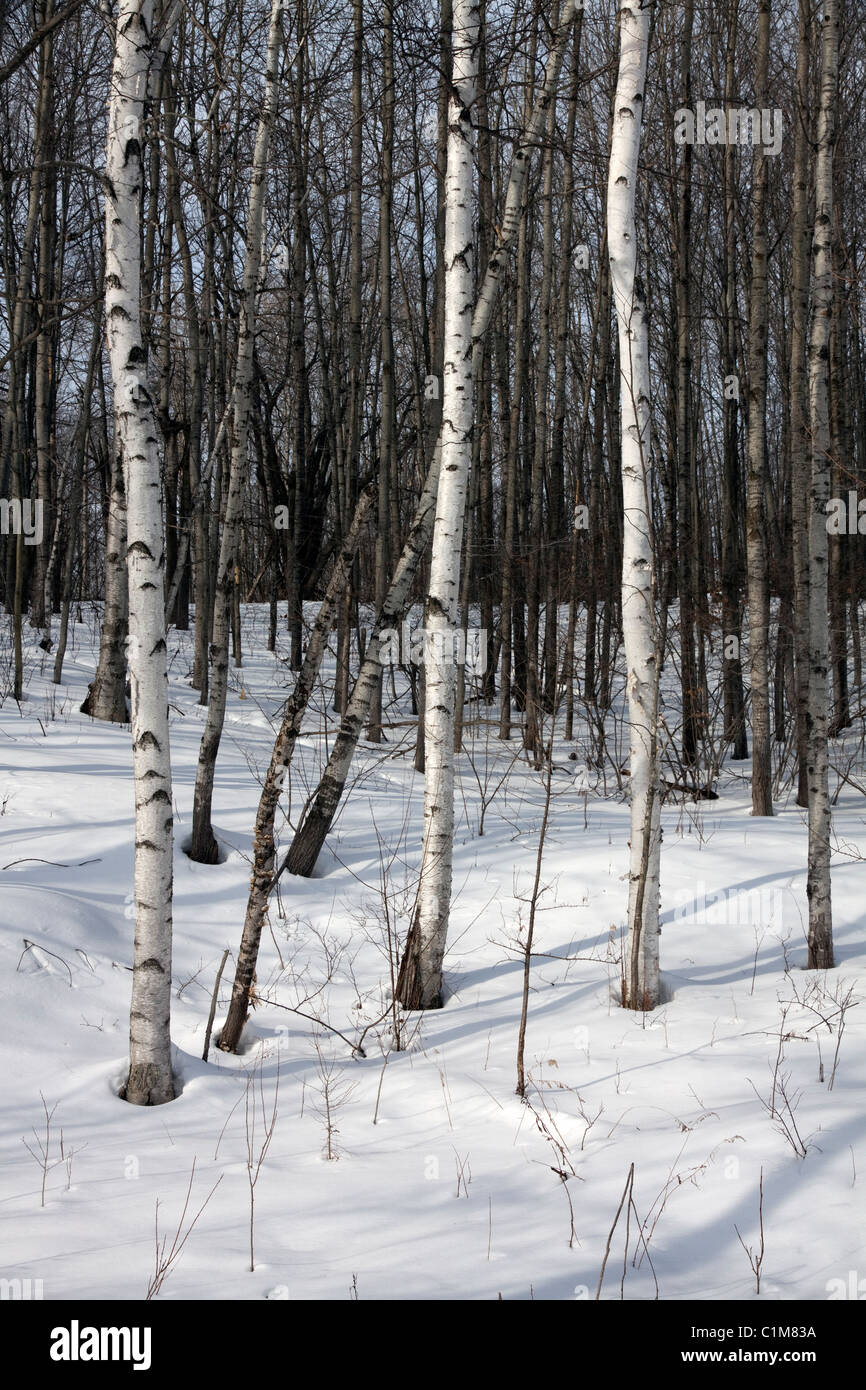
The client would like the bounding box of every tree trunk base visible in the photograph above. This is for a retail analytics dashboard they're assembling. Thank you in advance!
[81,678,128,723]
[807,942,835,970]
[186,828,221,865]
[123,1063,175,1106]
[216,981,254,1054]
[286,803,332,877]
[395,916,444,1011]
[216,1013,244,1054]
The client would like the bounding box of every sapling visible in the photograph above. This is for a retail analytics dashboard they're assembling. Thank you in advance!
[735,1168,765,1295]
[311,1033,358,1160]
[146,1159,222,1299]
[244,1054,280,1271]
[20,1094,84,1206]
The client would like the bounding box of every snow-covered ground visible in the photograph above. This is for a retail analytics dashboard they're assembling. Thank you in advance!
[1,604,864,1301]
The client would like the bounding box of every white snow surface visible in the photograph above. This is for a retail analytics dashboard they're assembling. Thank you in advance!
[1,603,864,1301]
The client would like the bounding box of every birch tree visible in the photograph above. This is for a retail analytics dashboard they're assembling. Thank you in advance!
[806,0,838,970]
[394,0,478,1011]
[607,0,660,1011]
[104,0,178,1105]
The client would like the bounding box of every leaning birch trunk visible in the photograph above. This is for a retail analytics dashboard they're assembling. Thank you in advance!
[188,0,284,864]
[217,481,377,1053]
[285,0,583,881]
[607,0,660,1011]
[286,445,443,876]
[394,0,477,1011]
[806,0,838,971]
[104,0,176,1104]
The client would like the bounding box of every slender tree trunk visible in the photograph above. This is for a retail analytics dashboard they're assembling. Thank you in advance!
[806,0,838,971]
[497,206,528,741]
[189,0,285,864]
[476,0,496,704]
[554,16,584,740]
[608,0,660,1011]
[828,277,850,735]
[524,22,557,764]
[81,446,128,722]
[394,0,477,1012]
[368,0,395,743]
[54,315,101,684]
[675,0,698,765]
[33,17,56,650]
[790,0,812,805]
[218,481,377,1053]
[105,0,177,1105]
[335,0,364,714]
[745,0,774,817]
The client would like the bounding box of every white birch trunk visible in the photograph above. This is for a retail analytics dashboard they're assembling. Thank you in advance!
[806,0,838,970]
[104,0,176,1103]
[395,0,478,1011]
[607,0,660,1010]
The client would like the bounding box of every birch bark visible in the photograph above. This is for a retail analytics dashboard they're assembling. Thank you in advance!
[395,0,478,1011]
[607,0,660,1010]
[104,0,177,1104]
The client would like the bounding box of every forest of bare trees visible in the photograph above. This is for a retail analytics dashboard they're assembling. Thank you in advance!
[2,0,863,1117]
